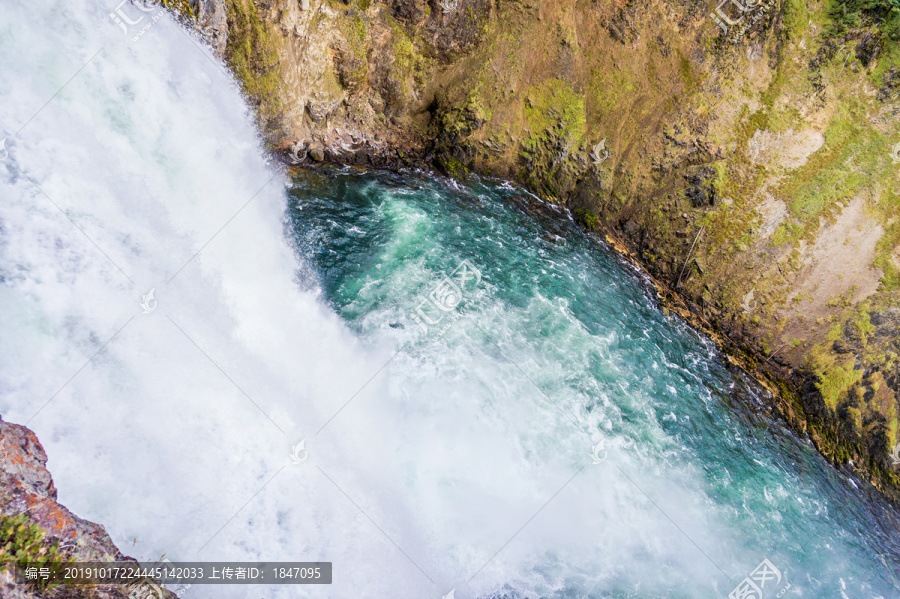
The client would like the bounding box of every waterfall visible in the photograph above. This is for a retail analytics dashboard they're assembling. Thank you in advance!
[2,1,898,597]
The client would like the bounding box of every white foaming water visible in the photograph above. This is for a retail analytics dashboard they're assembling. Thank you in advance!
[3,1,880,598]
[0,0,408,595]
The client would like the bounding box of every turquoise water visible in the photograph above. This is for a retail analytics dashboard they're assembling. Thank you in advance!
[288,167,900,598]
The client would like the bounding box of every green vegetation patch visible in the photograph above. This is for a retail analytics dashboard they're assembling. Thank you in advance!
[573,208,600,231]
[809,348,864,409]
[775,103,884,222]
[826,0,900,38]
[588,66,637,120]
[224,0,283,119]
[340,9,368,57]
[846,303,877,346]
[437,155,469,179]
[874,218,900,290]
[387,16,431,97]
[783,0,813,39]
[0,514,71,591]
[870,37,900,85]
[677,50,701,94]
[523,78,586,144]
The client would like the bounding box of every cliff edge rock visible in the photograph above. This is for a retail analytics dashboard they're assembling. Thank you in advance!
[0,416,174,598]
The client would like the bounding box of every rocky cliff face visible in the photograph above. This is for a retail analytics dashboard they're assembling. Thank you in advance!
[195,0,900,497]
[0,417,174,598]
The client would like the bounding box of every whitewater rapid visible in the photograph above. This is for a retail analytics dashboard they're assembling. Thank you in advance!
[0,0,402,595]
[2,1,899,598]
